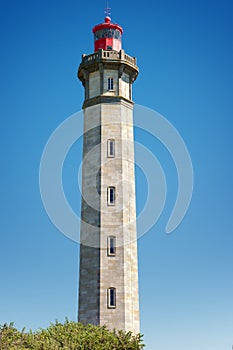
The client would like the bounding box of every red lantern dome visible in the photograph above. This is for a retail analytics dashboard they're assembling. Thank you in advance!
[92,16,123,52]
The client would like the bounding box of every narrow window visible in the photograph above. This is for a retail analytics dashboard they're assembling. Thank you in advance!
[107,139,115,157]
[107,236,116,256]
[107,186,115,205]
[108,77,114,90]
[107,287,116,308]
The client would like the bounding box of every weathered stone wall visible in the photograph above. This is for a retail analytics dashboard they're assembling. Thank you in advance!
[78,51,140,334]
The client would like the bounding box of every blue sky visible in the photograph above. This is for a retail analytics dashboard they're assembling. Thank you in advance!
[1,0,233,349]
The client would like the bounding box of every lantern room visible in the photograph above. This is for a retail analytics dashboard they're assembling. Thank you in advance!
[92,16,123,52]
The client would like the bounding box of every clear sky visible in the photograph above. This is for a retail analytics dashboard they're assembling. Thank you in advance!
[1,0,233,349]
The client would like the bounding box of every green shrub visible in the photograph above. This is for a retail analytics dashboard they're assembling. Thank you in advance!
[0,320,145,349]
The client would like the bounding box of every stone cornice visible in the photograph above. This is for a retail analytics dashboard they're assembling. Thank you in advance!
[78,49,139,86]
[82,95,134,109]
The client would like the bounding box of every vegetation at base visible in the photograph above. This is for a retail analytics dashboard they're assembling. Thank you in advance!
[0,319,145,349]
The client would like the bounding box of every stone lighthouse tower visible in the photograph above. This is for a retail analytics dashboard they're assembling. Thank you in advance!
[77,15,140,334]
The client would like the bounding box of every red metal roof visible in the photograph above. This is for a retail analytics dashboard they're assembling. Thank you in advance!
[92,17,123,34]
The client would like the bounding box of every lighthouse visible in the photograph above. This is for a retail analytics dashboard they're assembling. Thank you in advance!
[77,14,140,334]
